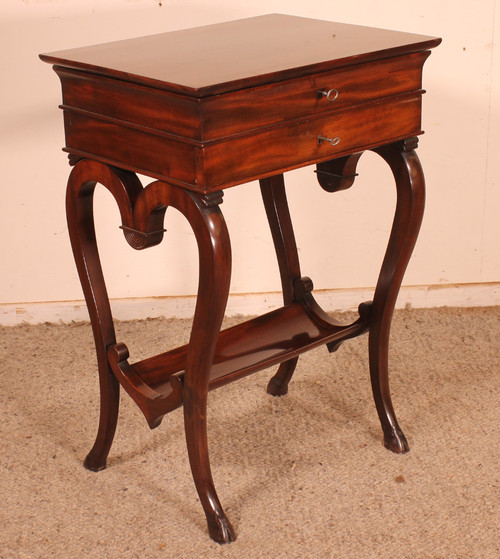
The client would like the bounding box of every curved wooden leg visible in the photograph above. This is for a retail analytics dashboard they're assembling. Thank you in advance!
[370,138,425,453]
[266,357,299,396]
[83,373,119,472]
[83,175,235,540]
[260,175,302,395]
[66,160,143,471]
[173,191,235,543]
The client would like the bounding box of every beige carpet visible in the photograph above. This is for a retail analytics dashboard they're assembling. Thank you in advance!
[1,307,499,558]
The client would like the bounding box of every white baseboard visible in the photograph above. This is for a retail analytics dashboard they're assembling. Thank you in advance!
[1,282,499,326]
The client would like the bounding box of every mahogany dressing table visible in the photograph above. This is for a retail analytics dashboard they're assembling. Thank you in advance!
[40,14,441,543]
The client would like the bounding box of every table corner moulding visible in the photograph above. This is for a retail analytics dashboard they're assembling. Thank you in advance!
[40,14,440,544]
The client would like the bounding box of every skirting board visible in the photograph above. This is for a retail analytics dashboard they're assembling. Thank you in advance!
[1,283,499,326]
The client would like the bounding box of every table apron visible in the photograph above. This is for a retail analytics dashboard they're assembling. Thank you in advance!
[62,94,422,192]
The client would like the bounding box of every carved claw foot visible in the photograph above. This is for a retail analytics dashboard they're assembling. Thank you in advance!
[206,511,237,544]
[266,375,289,396]
[83,452,107,472]
[383,426,410,454]
[266,357,298,397]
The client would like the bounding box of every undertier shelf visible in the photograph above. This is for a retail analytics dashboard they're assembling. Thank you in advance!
[108,300,371,427]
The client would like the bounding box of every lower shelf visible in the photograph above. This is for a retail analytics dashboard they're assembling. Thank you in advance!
[108,298,371,427]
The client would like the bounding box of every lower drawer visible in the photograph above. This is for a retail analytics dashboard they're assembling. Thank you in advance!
[62,110,199,187]
[202,94,423,189]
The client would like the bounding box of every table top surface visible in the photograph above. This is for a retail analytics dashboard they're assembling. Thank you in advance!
[40,14,441,97]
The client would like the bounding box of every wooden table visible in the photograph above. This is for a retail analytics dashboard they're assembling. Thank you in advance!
[40,14,441,543]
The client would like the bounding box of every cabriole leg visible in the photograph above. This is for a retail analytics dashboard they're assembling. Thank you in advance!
[174,191,235,543]
[370,138,425,453]
[65,160,143,471]
[260,174,302,396]
[120,180,235,542]
[315,141,425,453]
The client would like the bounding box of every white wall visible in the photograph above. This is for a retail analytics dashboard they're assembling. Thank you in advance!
[1,0,499,323]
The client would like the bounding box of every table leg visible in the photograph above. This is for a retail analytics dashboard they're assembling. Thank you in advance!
[370,138,425,453]
[259,174,302,396]
[68,164,234,540]
[66,160,143,471]
[160,189,234,543]
[316,138,425,453]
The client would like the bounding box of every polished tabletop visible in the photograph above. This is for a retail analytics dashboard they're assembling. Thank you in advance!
[39,14,441,97]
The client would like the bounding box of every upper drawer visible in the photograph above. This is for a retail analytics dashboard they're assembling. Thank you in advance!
[200,51,430,140]
[55,51,429,143]
[54,66,203,140]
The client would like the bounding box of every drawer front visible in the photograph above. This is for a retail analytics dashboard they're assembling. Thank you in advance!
[201,51,429,140]
[202,94,422,190]
[62,111,199,187]
[55,67,202,140]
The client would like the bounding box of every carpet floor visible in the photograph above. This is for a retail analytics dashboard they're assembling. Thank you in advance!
[1,307,499,558]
